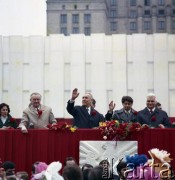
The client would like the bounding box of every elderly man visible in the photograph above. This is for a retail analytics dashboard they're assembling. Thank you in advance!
[19,92,57,133]
[66,88,104,128]
[137,93,171,128]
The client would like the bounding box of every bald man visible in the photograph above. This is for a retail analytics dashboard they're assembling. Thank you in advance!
[66,88,104,128]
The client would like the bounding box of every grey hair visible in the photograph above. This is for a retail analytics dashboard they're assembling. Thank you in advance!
[30,92,42,99]
[147,93,156,98]
[85,92,93,99]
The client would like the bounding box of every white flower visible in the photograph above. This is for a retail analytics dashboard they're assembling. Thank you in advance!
[149,148,172,163]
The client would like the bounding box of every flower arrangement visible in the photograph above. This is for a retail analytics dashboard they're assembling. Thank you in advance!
[98,120,145,140]
[47,122,76,133]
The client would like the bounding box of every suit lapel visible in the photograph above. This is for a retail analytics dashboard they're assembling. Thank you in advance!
[0,118,3,127]
[81,106,90,116]
[29,105,40,117]
[143,108,152,122]
[90,107,95,116]
[81,106,91,127]
[154,108,159,114]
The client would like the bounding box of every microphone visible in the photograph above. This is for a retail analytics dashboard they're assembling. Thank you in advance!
[29,123,34,129]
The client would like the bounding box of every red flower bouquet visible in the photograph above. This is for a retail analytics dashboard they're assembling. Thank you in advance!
[47,122,76,132]
[99,120,143,140]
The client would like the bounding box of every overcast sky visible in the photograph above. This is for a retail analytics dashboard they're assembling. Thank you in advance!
[0,0,46,36]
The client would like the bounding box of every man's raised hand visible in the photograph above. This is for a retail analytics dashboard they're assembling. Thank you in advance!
[71,88,79,100]
[109,100,116,113]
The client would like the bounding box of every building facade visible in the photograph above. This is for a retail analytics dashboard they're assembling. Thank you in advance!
[47,0,175,35]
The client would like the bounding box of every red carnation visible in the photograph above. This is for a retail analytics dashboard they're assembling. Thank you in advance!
[129,122,141,132]
[10,117,15,123]
[91,110,96,116]
[133,111,138,115]
[151,116,156,121]
[37,109,43,118]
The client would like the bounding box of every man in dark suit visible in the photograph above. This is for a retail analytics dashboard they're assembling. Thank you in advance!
[66,88,104,128]
[137,93,171,128]
[105,96,137,123]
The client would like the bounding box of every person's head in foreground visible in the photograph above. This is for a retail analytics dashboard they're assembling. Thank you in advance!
[62,164,83,180]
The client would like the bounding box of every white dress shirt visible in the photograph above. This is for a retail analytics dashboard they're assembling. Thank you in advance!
[1,116,7,124]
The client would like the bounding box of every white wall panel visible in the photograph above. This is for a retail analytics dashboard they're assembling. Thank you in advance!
[146,35,154,62]
[127,35,133,63]
[2,91,8,103]
[169,91,175,117]
[167,35,175,62]
[169,62,175,89]
[154,34,169,113]
[48,35,64,117]
[85,36,92,64]
[29,36,44,95]
[147,62,154,91]
[0,36,2,102]
[64,63,71,91]
[8,36,23,117]
[106,63,112,90]
[131,34,148,110]
[44,36,50,64]
[23,37,30,64]
[64,37,71,63]
[0,34,174,118]
[112,35,127,108]
[127,62,134,90]
[22,91,30,112]
[91,34,106,114]
[70,35,85,106]
[23,64,30,91]
[64,90,71,118]
[2,37,10,63]
[85,63,91,91]
[105,36,112,63]
[44,64,50,90]
[2,64,9,91]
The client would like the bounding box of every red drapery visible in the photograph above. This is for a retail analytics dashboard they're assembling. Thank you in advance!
[0,128,175,175]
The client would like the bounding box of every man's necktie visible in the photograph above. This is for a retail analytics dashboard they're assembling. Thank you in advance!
[86,107,90,114]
